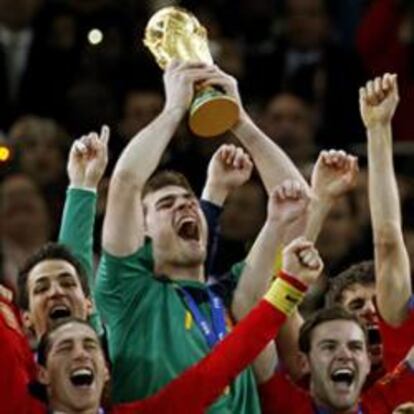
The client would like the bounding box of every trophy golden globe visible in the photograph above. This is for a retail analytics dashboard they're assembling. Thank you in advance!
[143,6,239,138]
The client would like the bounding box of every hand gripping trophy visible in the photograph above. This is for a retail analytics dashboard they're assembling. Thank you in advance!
[143,6,240,138]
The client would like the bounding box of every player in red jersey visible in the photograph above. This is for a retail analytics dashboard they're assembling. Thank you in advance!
[0,237,323,413]
[360,71,414,372]
[325,73,414,375]
[326,261,414,375]
[259,306,414,414]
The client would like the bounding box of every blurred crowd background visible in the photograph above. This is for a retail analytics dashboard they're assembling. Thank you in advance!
[1,0,414,312]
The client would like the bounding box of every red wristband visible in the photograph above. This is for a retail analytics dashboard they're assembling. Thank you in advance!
[278,270,308,293]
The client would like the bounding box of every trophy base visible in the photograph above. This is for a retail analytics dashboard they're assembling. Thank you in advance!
[189,88,239,138]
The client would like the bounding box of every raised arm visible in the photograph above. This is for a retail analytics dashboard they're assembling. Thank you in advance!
[360,73,411,326]
[201,144,253,207]
[103,62,217,256]
[201,144,253,273]
[59,127,109,334]
[250,150,358,383]
[232,149,358,318]
[199,65,309,195]
[60,126,109,281]
[307,149,359,243]
[231,180,309,382]
[115,238,323,414]
[232,180,309,320]
[282,149,358,245]
[232,115,310,194]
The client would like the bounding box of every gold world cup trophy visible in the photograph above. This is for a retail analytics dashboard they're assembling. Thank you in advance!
[143,6,240,138]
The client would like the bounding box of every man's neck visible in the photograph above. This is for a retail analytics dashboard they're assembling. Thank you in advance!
[51,405,100,414]
[312,399,359,414]
[155,262,205,283]
[311,386,359,414]
[52,409,99,414]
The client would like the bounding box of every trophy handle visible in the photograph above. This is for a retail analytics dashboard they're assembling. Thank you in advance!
[189,87,239,138]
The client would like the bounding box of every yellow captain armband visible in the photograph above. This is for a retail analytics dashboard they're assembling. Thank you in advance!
[264,271,308,316]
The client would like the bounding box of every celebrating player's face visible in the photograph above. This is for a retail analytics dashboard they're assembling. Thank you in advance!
[143,185,208,267]
[308,320,371,411]
[340,282,383,366]
[341,283,377,324]
[25,260,91,337]
[39,321,108,412]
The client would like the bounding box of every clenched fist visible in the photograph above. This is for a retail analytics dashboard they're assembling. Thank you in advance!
[282,237,324,286]
[359,73,399,129]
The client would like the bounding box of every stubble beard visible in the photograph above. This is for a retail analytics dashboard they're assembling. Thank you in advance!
[176,246,206,268]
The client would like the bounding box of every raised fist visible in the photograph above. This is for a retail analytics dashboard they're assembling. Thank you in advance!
[267,179,309,227]
[359,73,399,129]
[282,237,324,286]
[311,149,358,201]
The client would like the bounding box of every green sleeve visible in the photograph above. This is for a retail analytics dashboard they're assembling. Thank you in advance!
[95,241,156,326]
[59,188,95,279]
[58,188,102,334]
[231,261,246,284]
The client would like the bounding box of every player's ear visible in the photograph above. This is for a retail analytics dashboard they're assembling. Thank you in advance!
[297,352,310,376]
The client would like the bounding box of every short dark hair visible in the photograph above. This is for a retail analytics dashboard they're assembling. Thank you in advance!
[299,306,367,354]
[37,318,97,366]
[325,261,375,308]
[141,170,194,201]
[17,243,90,310]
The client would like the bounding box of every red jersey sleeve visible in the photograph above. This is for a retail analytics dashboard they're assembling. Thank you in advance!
[0,298,40,413]
[379,296,414,372]
[258,370,314,414]
[113,300,287,414]
[362,362,414,413]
